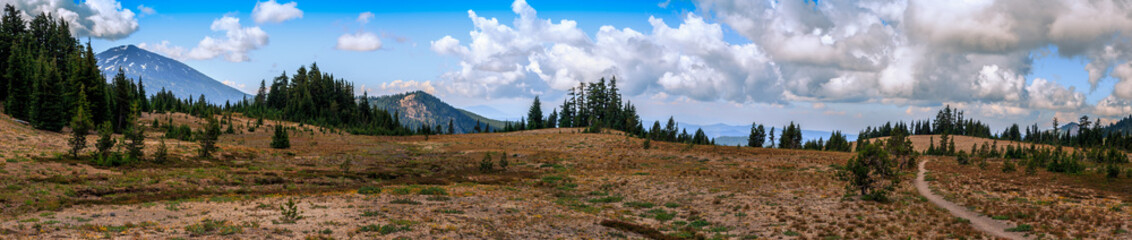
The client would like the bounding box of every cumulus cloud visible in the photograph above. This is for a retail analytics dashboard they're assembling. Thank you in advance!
[431,0,779,101]
[252,0,303,24]
[1025,78,1085,111]
[1095,96,1132,117]
[427,0,1132,117]
[335,12,383,52]
[375,80,437,95]
[335,32,381,51]
[0,0,139,39]
[139,16,269,62]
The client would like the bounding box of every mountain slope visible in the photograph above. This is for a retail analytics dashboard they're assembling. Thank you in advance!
[365,91,505,133]
[96,45,249,104]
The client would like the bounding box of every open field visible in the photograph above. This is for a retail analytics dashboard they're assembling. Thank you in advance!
[0,113,1128,239]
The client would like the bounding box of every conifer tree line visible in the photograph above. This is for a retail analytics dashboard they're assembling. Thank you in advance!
[858,105,1132,152]
[239,63,414,136]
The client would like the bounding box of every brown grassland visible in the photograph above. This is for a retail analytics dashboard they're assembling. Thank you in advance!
[0,112,1128,239]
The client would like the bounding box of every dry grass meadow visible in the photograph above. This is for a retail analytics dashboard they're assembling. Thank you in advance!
[0,112,1128,239]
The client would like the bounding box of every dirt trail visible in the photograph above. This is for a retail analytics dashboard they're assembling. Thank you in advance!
[915,159,1028,240]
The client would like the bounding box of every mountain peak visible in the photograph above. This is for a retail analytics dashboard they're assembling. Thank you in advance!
[96,45,249,104]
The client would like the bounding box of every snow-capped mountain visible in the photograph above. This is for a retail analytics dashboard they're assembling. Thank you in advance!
[96,45,250,104]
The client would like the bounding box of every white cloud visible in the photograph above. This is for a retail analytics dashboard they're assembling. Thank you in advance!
[139,16,269,62]
[974,65,1024,102]
[431,0,780,102]
[426,0,1132,117]
[252,0,302,24]
[335,12,383,52]
[335,32,382,51]
[377,80,436,95]
[1095,96,1132,117]
[1025,78,1085,111]
[1,0,139,39]
[136,4,155,16]
[357,11,374,24]
[430,36,468,57]
[1112,62,1132,100]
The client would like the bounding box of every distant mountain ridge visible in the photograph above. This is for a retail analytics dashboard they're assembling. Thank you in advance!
[365,91,505,134]
[672,122,857,146]
[96,45,250,104]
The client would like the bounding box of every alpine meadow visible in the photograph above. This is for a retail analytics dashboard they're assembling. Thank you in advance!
[3,0,1132,239]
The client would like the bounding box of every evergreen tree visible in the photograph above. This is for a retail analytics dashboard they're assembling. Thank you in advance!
[447,119,455,134]
[769,127,776,148]
[136,77,148,112]
[31,53,67,131]
[198,116,221,158]
[0,4,26,100]
[68,86,93,158]
[474,120,481,133]
[527,95,543,129]
[838,143,898,202]
[154,138,169,163]
[498,151,509,170]
[110,67,136,132]
[95,122,115,157]
[271,125,290,149]
[748,123,766,148]
[124,101,145,160]
[5,37,32,120]
[254,79,267,107]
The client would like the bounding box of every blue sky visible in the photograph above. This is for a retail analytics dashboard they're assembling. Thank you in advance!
[22,0,1132,134]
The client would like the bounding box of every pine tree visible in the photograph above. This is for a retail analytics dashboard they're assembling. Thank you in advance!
[527,95,543,129]
[748,123,766,148]
[447,119,455,134]
[95,122,115,157]
[154,138,169,163]
[474,120,482,133]
[0,4,26,101]
[498,151,509,170]
[124,101,145,160]
[31,53,67,131]
[198,116,221,158]
[769,127,776,148]
[136,77,148,112]
[68,86,93,158]
[271,125,290,149]
[5,37,33,120]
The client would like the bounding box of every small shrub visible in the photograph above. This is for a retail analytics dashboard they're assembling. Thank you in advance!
[418,187,447,196]
[479,152,495,173]
[588,195,623,203]
[643,139,651,149]
[1106,164,1121,179]
[390,187,412,195]
[624,201,655,208]
[277,198,303,224]
[358,223,410,235]
[1001,159,1016,173]
[390,199,421,205]
[956,152,970,165]
[1006,224,1032,232]
[185,219,243,236]
[498,151,509,170]
[357,186,381,195]
[271,125,290,149]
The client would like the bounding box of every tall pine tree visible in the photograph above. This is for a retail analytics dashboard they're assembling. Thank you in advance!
[31,53,67,131]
